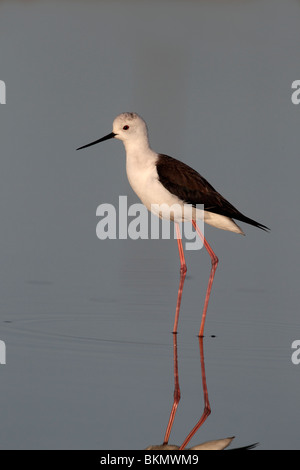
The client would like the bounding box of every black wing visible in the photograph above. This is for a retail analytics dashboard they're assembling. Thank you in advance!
[156,154,269,231]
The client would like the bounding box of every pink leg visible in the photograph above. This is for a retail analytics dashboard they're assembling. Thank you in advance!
[173,223,187,334]
[179,337,211,450]
[192,220,218,337]
[163,334,181,445]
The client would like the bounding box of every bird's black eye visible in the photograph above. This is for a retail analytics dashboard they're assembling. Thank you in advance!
[123,125,129,130]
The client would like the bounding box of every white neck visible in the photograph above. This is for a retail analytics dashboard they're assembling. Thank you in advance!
[124,135,159,208]
[122,137,156,165]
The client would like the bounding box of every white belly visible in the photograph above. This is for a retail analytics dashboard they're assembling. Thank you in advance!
[126,157,200,222]
[126,153,243,233]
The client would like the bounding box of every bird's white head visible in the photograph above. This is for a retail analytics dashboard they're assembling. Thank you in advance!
[76,112,150,152]
[113,113,148,144]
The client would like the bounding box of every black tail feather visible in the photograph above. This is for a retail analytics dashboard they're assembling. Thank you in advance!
[234,214,270,232]
[229,442,259,451]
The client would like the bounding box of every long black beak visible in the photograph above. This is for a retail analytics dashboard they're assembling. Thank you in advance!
[76,132,116,150]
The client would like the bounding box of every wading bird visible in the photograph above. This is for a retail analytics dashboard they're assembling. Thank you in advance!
[77,113,269,336]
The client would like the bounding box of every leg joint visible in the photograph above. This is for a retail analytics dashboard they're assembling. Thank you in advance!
[180,264,187,275]
[212,256,219,267]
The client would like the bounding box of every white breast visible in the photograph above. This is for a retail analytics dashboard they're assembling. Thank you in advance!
[126,151,190,222]
[126,155,157,208]
[125,148,244,233]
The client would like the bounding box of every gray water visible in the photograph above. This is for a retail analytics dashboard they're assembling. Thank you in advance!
[0,0,299,450]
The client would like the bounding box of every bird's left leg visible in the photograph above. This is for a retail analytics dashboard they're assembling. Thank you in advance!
[173,223,187,334]
[163,334,181,444]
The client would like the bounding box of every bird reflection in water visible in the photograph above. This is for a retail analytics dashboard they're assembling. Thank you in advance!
[146,335,257,451]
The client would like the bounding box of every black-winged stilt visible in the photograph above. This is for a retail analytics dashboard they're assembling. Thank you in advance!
[77,112,269,336]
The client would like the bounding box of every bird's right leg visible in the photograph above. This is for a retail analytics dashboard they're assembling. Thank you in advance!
[173,223,187,334]
[192,220,219,337]
[179,337,211,449]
